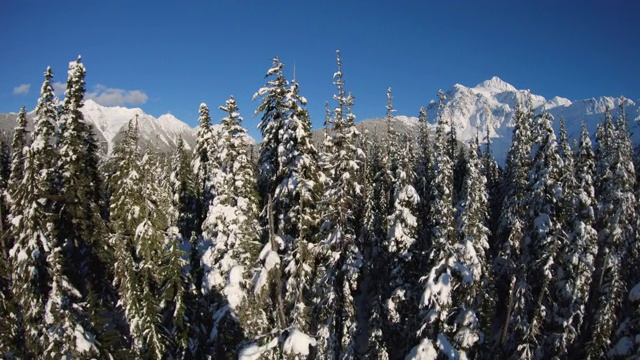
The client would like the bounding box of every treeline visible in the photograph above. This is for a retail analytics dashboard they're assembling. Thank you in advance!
[0,51,639,360]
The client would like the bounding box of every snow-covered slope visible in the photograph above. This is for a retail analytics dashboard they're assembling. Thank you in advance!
[0,99,198,155]
[83,99,196,154]
[418,76,640,164]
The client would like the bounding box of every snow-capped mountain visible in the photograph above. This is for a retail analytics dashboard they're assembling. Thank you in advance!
[420,76,640,164]
[0,99,197,155]
[82,99,196,154]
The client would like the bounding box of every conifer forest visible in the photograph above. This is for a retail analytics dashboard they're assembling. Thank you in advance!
[1,51,640,360]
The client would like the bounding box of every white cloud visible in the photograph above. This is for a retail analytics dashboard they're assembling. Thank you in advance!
[87,84,148,106]
[52,81,66,95]
[13,84,30,95]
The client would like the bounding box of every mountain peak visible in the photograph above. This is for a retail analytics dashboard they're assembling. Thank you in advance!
[474,76,516,92]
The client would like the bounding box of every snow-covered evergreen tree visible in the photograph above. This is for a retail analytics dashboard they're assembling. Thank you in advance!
[169,137,196,241]
[254,57,286,195]
[277,78,322,346]
[384,87,399,199]
[0,134,10,332]
[2,106,31,354]
[455,138,493,357]
[385,138,420,357]
[359,136,388,359]
[313,50,364,359]
[481,123,502,243]
[414,106,433,251]
[110,120,185,358]
[520,110,567,358]
[44,240,99,358]
[609,281,640,359]
[494,97,534,356]
[566,122,598,354]
[33,65,101,358]
[8,150,50,358]
[55,57,112,355]
[166,137,202,357]
[7,71,57,357]
[110,119,156,357]
[251,58,321,357]
[585,105,637,359]
[192,102,219,234]
[7,107,29,201]
[200,97,264,357]
[0,132,10,237]
[409,90,463,359]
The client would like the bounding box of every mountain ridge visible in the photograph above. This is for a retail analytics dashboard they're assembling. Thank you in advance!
[420,76,639,163]
[1,77,638,163]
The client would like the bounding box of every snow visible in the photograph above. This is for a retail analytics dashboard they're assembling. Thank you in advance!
[474,76,517,93]
[629,281,640,302]
[224,265,245,310]
[421,266,452,312]
[254,242,281,294]
[415,77,640,165]
[283,328,316,356]
[437,333,464,360]
[609,336,633,357]
[238,337,278,360]
[80,99,196,154]
[406,338,438,360]
[74,323,98,354]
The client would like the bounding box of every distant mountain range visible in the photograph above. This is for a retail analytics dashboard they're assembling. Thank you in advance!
[0,77,638,164]
[0,99,198,155]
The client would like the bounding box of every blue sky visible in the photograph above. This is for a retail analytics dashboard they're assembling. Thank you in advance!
[1,1,638,140]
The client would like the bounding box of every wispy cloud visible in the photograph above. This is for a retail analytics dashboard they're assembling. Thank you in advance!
[13,84,30,95]
[52,82,66,95]
[87,84,148,106]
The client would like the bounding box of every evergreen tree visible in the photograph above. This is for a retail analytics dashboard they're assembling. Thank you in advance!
[357,88,399,359]
[0,132,11,355]
[384,87,399,203]
[455,138,494,357]
[385,139,420,357]
[414,106,433,251]
[481,123,501,248]
[44,238,99,358]
[192,103,219,234]
[110,120,183,358]
[169,137,196,241]
[278,78,322,346]
[494,97,534,356]
[408,90,462,359]
[0,132,10,237]
[254,57,288,205]
[520,110,567,358]
[1,106,30,353]
[358,136,389,359]
[56,57,112,355]
[7,107,29,202]
[7,71,61,357]
[608,281,640,359]
[135,152,176,358]
[313,50,364,359]
[34,66,102,358]
[8,151,50,358]
[109,119,155,357]
[585,105,637,359]
[166,137,203,357]
[201,97,263,357]
[567,122,598,353]
[252,58,321,357]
